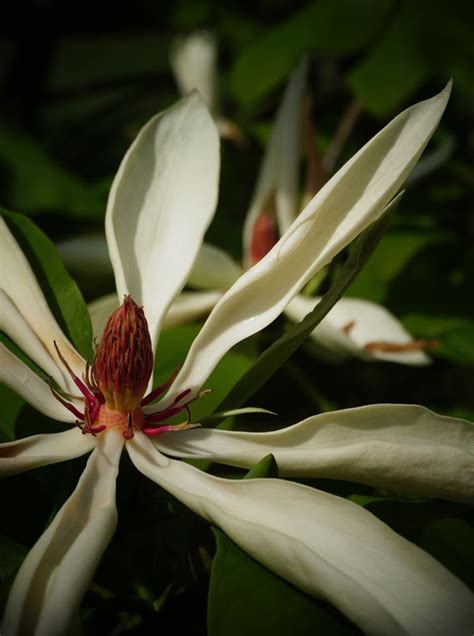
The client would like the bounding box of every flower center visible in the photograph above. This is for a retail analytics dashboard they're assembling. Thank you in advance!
[50,296,205,440]
[95,404,145,440]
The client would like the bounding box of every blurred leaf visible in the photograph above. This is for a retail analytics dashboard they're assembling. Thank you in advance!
[348,3,431,116]
[0,533,27,609]
[214,194,400,418]
[386,241,474,319]
[349,0,474,115]
[208,455,355,636]
[154,323,201,380]
[0,384,24,442]
[2,209,93,358]
[418,518,474,589]
[154,323,255,421]
[231,0,393,104]
[404,314,474,366]
[0,125,104,218]
[49,34,170,91]
[347,230,446,303]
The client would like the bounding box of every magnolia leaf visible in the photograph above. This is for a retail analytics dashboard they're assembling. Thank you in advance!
[231,0,392,104]
[0,385,24,442]
[208,455,355,636]
[202,407,276,423]
[0,126,104,218]
[0,534,28,604]
[403,315,474,366]
[2,210,93,359]
[347,229,447,303]
[418,518,474,589]
[212,194,401,419]
[243,453,279,480]
[154,323,255,424]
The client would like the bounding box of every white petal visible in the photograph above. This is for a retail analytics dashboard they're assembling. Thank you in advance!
[162,290,223,329]
[1,291,72,387]
[88,293,119,339]
[3,431,123,636]
[162,84,451,403]
[170,31,218,111]
[0,428,96,477]
[243,60,306,264]
[0,345,75,423]
[285,295,430,365]
[187,243,242,290]
[0,217,85,383]
[105,93,220,350]
[128,434,474,636]
[153,404,474,504]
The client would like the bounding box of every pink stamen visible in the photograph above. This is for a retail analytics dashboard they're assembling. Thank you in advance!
[142,424,177,436]
[53,341,97,403]
[173,389,192,405]
[48,380,85,420]
[141,366,181,406]
[144,406,183,423]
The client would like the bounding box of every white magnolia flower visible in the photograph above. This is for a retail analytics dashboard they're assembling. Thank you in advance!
[92,61,433,365]
[1,88,474,636]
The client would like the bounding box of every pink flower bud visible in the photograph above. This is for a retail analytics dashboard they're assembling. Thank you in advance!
[94,296,153,411]
[250,213,277,264]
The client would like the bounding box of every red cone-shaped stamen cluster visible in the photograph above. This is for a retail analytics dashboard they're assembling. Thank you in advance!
[51,296,207,439]
[94,296,153,411]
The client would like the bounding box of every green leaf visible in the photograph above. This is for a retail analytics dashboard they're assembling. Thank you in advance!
[418,518,474,589]
[347,230,446,303]
[2,209,92,358]
[49,34,171,91]
[213,194,401,418]
[0,533,28,609]
[0,126,104,218]
[348,3,431,116]
[243,453,279,480]
[231,0,393,104]
[0,384,24,442]
[403,314,474,366]
[154,323,255,422]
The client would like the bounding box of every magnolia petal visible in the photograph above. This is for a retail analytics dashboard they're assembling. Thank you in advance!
[88,293,119,339]
[153,404,474,504]
[1,291,72,387]
[0,345,75,423]
[162,84,451,404]
[0,428,96,477]
[162,290,224,329]
[285,294,430,365]
[128,434,474,636]
[105,93,220,350]
[243,60,307,265]
[187,243,242,290]
[0,217,85,383]
[170,31,218,111]
[3,431,123,636]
